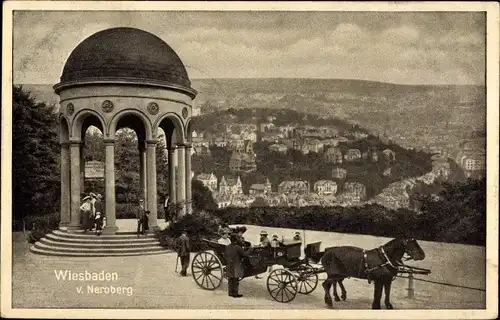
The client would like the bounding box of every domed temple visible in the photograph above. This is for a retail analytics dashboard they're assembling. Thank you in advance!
[54,27,196,235]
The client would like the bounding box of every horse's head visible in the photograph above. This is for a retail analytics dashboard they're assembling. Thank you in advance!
[401,238,425,261]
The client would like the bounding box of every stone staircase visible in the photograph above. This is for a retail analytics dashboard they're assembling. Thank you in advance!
[30,229,170,257]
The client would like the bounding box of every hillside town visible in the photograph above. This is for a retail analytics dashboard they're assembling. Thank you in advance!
[190,110,486,211]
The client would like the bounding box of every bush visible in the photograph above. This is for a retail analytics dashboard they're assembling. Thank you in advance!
[25,213,60,243]
[24,213,60,231]
[157,212,220,252]
[116,202,166,219]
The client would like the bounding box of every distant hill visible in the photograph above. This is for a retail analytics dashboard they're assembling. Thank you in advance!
[16,79,485,140]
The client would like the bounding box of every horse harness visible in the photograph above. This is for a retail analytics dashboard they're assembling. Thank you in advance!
[360,246,399,284]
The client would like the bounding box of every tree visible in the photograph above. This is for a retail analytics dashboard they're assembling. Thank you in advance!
[191,179,217,211]
[156,134,169,198]
[250,196,269,208]
[12,86,60,227]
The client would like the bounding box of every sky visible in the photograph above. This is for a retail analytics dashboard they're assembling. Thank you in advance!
[13,11,486,85]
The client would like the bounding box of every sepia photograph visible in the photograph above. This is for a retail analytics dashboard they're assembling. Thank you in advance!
[1,1,498,319]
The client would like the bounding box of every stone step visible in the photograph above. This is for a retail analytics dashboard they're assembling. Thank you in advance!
[33,241,167,254]
[52,229,156,240]
[39,237,162,249]
[29,246,171,257]
[45,233,159,245]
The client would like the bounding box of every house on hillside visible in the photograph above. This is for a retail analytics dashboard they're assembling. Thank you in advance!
[192,136,211,156]
[300,139,324,154]
[260,122,275,132]
[278,125,296,138]
[314,180,338,196]
[333,136,349,145]
[260,132,282,143]
[249,179,272,195]
[344,149,362,162]
[212,137,227,148]
[383,167,392,177]
[196,173,218,193]
[219,176,243,196]
[84,161,104,181]
[459,153,486,178]
[278,180,310,194]
[324,147,343,164]
[332,167,347,179]
[343,182,367,200]
[268,143,288,154]
[321,138,340,147]
[383,149,396,161]
[229,152,257,173]
[241,131,257,143]
[228,139,245,151]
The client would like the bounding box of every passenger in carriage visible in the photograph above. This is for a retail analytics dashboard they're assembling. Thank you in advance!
[254,231,272,279]
[217,227,231,245]
[258,230,271,247]
[271,235,281,248]
[293,232,302,241]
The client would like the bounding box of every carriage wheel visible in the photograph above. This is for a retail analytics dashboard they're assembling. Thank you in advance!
[266,269,298,303]
[295,265,319,294]
[191,251,223,290]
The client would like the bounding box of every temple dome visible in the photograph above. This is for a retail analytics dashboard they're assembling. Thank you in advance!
[54,27,195,97]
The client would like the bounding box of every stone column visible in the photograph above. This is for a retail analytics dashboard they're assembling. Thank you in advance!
[102,139,118,234]
[60,142,71,228]
[177,144,187,217]
[168,147,177,204]
[68,141,82,231]
[80,143,85,195]
[173,147,179,203]
[139,141,148,209]
[185,144,193,214]
[146,139,158,230]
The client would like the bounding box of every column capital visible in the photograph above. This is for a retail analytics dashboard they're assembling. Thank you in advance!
[184,143,193,149]
[176,143,187,149]
[103,139,116,145]
[168,147,177,153]
[145,139,158,146]
[60,141,70,147]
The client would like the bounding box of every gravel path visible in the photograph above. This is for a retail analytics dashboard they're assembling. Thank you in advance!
[11,229,486,310]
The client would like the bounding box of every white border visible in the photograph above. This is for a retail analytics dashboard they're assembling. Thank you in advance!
[2,2,499,319]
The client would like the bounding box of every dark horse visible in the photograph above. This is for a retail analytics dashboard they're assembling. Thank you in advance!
[321,237,425,309]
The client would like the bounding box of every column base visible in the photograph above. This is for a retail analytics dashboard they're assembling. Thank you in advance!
[67,224,82,231]
[59,221,70,228]
[101,226,119,235]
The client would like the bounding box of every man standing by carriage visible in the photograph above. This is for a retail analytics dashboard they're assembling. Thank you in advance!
[175,229,191,276]
[225,234,252,298]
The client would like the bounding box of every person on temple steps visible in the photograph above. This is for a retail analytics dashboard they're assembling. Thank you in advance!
[94,194,104,236]
[80,196,93,232]
[136,199,147,237]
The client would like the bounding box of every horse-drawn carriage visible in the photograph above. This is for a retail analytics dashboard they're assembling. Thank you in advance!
[191,236,324,303]
[191,228,431,307]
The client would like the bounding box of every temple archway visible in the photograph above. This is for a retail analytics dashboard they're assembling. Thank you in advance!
[54,27,197,234]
